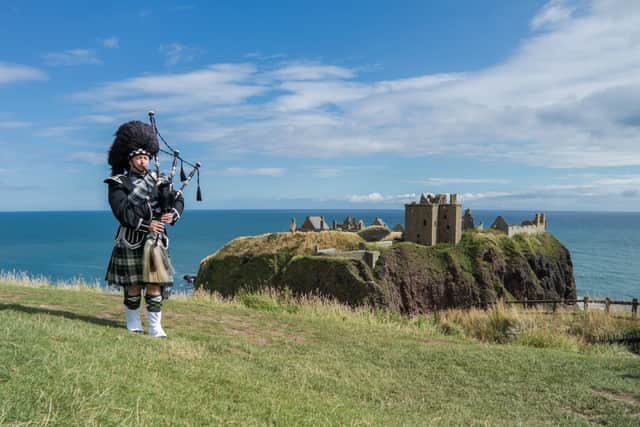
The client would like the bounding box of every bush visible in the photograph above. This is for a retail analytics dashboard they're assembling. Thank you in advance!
[239,291,299,314]
[438,320,465,337]
[486,307,520,343]
[513,332,580,352]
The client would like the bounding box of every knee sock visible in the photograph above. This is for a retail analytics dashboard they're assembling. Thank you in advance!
[123,293,143,332]
[146,294,167,338]
[145,294,162,313]
[124,294,141,310]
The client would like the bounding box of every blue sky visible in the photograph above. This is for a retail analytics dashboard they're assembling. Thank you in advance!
[1,0,640,211]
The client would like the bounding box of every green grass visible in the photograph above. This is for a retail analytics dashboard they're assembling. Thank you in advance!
[1,282,639,426]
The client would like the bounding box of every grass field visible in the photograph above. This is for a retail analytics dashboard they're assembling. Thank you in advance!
[1,279,639,426]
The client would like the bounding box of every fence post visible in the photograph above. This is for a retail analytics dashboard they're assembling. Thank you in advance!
[584,296,589,312]
[552,300,557,313]
[632,298,638,320]
[605,298,611,314]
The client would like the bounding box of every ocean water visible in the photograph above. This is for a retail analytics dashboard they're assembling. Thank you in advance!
[0,210,638,299]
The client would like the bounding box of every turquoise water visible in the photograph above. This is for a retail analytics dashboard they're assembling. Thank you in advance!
[0,210,638,299]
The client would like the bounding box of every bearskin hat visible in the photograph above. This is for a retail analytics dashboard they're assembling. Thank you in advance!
[108,121,159,175]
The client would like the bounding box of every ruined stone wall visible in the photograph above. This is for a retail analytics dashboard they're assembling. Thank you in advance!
[462,209,475,231]
[404,203,438,245]
[493,213,547,237]
[507,223,546,238]
[437,204,462,244]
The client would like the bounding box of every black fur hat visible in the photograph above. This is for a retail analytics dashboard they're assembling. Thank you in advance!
[108,121,159,175]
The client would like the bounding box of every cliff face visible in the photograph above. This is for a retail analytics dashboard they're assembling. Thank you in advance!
[196,230,576,314]
[378,233,576,313]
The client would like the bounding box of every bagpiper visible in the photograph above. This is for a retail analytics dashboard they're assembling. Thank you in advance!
[104,121,184,338]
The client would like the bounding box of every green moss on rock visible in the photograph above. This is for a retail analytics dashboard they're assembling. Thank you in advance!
[282,256,388,306]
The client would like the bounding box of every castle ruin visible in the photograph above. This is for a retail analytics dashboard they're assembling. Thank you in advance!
[299,216,330,232]
[296,215,366,232]
[490,213,547,237]
[404,193,462,245]
[462,208,484,231]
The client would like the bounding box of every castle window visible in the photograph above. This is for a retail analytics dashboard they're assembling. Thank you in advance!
[447,225,450,230]
[423,220,427,226]
[444,214,447,219]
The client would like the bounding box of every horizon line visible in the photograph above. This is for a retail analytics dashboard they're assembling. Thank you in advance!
[1,208,640,214]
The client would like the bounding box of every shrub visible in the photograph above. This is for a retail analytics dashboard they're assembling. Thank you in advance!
[486,307,520,343]
[438,320,465,337]
[239,290,299,314]
[513,331,580,352]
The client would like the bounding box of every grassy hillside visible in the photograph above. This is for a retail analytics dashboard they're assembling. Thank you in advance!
[1,281,639,425]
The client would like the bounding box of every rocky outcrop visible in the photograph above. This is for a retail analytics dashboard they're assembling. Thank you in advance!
[377,233,576,313]
[196,230,576,314]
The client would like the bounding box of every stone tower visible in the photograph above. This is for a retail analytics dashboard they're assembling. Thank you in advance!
[404,193,462,245]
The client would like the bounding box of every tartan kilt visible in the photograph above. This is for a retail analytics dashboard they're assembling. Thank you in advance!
[105,242,175,288]
[105,243,145,287]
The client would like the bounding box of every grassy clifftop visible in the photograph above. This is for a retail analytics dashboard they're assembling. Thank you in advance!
[1,282,639,425]
[204,230,363,260]
[198,231,368,299]
[197,230,576,313]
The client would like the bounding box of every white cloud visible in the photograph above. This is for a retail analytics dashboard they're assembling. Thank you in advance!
[77,114,118,124]
[460,191,519,202]
[243,52,286,61]
[274,80,371,112]
[0,63,47,85]
[591,175,640,186]
[270,63,355,81]
[349,192,384,203]
[415,178,510,185]
[35,126,80,137]
[72,0,640,168]
[102,37,119,48]
[461,173,640,202]
[159,43,202,66]
[530,0,576,30]
[218,167,286,177]
[348,192,417,204]
[73,64,263,114]
[0,120,30,129]
[43,49,101,66]
[69,151,104,165]
[311,167,344,178]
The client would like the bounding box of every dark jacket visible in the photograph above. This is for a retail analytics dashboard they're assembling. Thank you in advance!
[105,172,184,247]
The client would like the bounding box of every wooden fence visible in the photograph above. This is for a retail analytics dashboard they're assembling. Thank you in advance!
[503,297,638,319]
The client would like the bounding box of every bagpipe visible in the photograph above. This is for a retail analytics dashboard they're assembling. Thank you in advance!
[145,111,202,205]
[142,111,202,284]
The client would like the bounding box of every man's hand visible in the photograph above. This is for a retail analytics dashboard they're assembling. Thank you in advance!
[150,220,166,233]
[160,212,174,224]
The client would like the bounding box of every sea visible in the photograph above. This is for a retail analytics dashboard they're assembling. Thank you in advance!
[0,210,638,300]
